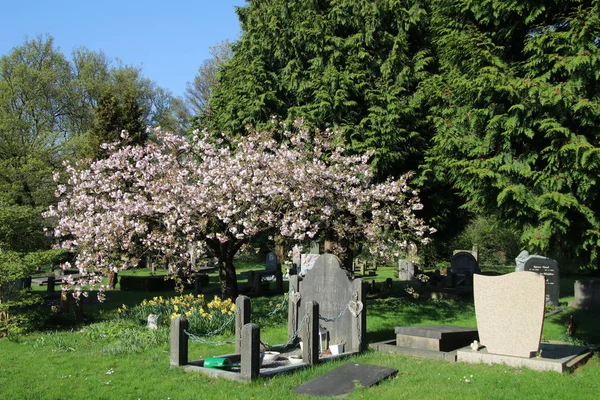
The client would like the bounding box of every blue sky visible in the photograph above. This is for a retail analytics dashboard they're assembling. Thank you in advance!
[0,0,247,98]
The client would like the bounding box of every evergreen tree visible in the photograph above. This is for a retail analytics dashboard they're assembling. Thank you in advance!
[424,0,600,264]
[204,0,435,178]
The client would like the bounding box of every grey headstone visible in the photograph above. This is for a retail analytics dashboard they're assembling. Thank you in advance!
[571,280,600,311]
[299,254,365,353]
[266,252,278,272]
[450,251,479,285]
[523,256,560,306]
[514,250,530,271]
[147,314,160,329]
[398,259,415,281]
[293,363,397,397]
[309,241,319,254]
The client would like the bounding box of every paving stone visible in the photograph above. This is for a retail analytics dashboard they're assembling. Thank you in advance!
[293,362,397,397]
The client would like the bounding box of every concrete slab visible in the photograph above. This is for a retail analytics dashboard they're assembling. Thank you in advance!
[369,339,458,362]
[457,342,591,373]
[394,325,479,352]
[293,363,397,397]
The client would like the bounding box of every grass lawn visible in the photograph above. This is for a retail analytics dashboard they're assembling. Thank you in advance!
[2,270,599,400]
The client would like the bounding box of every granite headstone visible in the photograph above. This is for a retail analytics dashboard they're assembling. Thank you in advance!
[474,271,545,358]
[450,251,480,286]
[299,254,365,353]
[523,256,560,306]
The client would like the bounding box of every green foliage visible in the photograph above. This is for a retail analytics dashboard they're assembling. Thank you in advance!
[204,0,434,179]
[451,215,521,265]
[423,0,600,266]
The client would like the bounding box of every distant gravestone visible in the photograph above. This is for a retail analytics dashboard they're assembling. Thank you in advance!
[514,250,530,271]
[309,241,320,254]
[300,253,320,276]
[299,254,365,353]
[147,314,160,329]
[474,272,545,358]
[450,251,480,286]
[570,280,600,311]
[266,252,277,272]
[523,256,560,306]
[398,259,415,281]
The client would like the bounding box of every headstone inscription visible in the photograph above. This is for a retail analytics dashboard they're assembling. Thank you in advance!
[449,251,480,286]
[474,271,545,358]
[398,259,415,281]
[523,256,560,306]
[298,254,365,353]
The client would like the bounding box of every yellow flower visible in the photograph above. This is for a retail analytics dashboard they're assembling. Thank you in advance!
[185,311,192,317]
[173,305,179,312]
[171,313,180,320]
[117,308,122,313]
[276,304,281,308]
[121,304,127,310]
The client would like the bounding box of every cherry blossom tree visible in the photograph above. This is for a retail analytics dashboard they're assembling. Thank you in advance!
[47,122,435,299]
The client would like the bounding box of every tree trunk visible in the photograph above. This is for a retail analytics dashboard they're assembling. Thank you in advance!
[107,271,118,289]
[274,233,286,264]
[208,239,243,300]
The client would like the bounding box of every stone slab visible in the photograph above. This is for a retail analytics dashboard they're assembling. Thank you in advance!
[293,362,397,397]
[394,326,479,352]
[474,272,545,358]
[457,342,590,373]
[369,340,458,362]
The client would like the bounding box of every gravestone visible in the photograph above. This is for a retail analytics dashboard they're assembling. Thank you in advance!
[449,251,480,286]
[147,314,160,329]
[523,256,560,306]
[266,252,277,272]
[473,272,545,358]
[570,280,600,311]
[514,250,530,271]
[398,259,415,281]
[298,254,365,353]
[309,241,320,254]
[300,253,320,276]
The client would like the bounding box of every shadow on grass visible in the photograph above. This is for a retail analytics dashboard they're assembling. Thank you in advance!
[365,288,476,343]
[553,307,600,345]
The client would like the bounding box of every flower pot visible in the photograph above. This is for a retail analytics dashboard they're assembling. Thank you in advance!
[329,343,344,355]
[288,355,303,365]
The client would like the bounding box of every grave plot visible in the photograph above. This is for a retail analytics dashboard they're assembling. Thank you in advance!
[170,254,366,382]
[370,325,479,363]
[456,272,592,373]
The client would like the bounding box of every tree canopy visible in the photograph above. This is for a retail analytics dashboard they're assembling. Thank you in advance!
[200,0,600,266]
[48,122,434,299]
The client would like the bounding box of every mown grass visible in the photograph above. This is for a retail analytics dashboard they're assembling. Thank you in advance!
[2,273,599,400]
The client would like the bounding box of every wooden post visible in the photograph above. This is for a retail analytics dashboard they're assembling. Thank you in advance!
[235,295,251,354]
[302,301,319,365]
[240,323,260,381]
[170,316,189,367]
